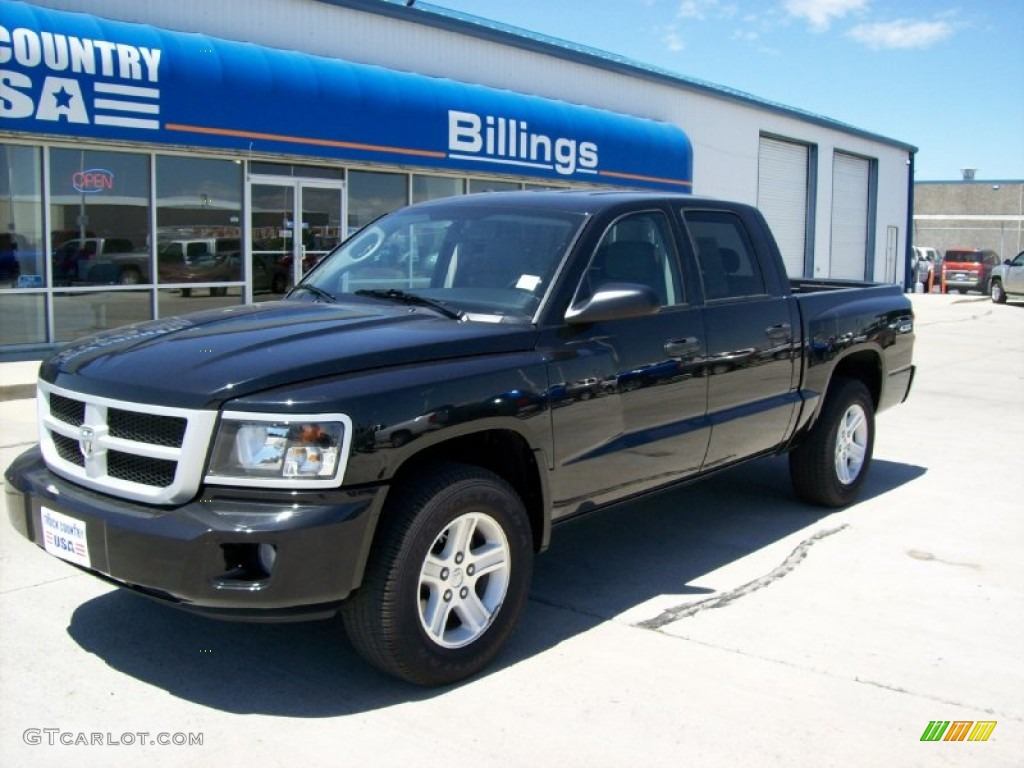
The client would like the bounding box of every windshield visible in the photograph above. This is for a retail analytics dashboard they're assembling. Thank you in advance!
[299,202,586,321]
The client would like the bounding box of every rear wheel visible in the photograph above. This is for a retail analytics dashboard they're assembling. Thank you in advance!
[341,463,533,686]
[790,378,875,507]
[991,280,1007,304]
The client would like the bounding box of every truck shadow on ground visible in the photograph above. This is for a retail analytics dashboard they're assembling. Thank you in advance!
[66,455,925,717]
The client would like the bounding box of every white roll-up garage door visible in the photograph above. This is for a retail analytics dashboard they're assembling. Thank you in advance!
[830,152,870,280]
[757,136,809,277]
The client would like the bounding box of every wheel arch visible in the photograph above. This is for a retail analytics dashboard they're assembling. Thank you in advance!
[383,428,550,554]
[794,348,883,445]
[829,350,883,410]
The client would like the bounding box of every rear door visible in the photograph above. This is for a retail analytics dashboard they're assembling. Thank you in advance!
[682,206,800,469]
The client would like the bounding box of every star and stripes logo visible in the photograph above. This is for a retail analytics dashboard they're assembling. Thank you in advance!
[0,24,162,131]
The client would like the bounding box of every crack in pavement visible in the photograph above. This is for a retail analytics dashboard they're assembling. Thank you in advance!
[636,523,849,630]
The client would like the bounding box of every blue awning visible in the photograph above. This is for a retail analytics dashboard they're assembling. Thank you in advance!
[0,0,692,190]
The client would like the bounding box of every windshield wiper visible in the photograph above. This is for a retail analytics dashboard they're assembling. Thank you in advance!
[290,283,336,303]
[354,288,463,320]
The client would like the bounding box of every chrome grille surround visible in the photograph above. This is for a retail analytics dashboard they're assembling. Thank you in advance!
[38,381,219,505]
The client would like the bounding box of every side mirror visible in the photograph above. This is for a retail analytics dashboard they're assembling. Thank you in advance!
[1004,259,1013,266]
[565,282,660,325]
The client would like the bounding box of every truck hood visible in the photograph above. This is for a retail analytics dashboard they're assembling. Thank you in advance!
[40,300,539,408]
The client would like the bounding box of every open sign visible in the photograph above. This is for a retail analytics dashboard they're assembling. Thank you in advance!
[72,168,115,194]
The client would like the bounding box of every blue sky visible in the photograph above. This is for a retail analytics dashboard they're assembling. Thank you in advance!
[421,0,1024,181]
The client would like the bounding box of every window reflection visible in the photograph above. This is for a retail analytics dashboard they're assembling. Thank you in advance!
[49,149,150,288]
[348,170,407,234]
[156,156,242,294]
[158,287,242,316]
[53,290,152,343]
[413,175,464,203]
[1,144,45,288]
[0,292,46,345]
[468,179,522,194]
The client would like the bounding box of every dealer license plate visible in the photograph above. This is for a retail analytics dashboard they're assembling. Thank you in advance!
[41,507,91,568]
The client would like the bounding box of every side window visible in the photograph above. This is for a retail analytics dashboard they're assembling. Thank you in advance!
[581,211,684,307]
[684,209,767,301]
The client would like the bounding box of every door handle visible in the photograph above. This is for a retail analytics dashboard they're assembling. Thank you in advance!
[765,323,792,341]
[664,337,700,358]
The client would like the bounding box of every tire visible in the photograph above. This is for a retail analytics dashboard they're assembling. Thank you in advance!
[341,462,533,686]
[992,280,1007,304]
[789,378,875,508]
[120,269,142,285]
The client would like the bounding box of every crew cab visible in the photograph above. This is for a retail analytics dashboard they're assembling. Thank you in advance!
[990,250,1024,303]
[5,191,915,685]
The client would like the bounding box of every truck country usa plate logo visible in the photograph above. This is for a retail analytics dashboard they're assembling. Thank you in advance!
[41,507,91,568]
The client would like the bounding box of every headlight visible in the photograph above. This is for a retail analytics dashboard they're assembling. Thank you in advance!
[206,411,353,488]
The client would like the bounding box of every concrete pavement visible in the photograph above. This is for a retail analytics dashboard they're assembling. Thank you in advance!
[1,293,1021,767]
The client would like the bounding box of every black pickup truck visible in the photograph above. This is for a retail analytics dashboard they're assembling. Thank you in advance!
[5,190,915,685]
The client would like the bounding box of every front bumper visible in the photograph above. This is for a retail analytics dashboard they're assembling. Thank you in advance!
[4,447,387,620]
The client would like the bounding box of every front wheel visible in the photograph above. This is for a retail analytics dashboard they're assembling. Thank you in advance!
[992,280,1007,304]
[789,378,875,507]
[341,463,533,686]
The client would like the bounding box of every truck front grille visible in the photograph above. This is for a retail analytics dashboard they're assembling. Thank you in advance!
[108,409,187,447]
[38,382,218,505]
[53,432,85,466]
[108,450,178,487]
[50,392,85,427]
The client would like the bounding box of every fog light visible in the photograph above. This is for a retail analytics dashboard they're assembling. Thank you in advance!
[258,543,277,575]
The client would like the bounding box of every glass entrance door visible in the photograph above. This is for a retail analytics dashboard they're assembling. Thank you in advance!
[248,179,344,302]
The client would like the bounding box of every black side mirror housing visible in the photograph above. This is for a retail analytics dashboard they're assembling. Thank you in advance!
[565,282,660,325]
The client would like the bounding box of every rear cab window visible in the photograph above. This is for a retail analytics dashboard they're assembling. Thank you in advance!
[682,209,767,301]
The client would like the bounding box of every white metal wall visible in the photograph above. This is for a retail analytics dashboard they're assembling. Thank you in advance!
[27,0,913,283]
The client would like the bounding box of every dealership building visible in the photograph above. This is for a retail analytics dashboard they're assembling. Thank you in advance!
[0,0,917,356]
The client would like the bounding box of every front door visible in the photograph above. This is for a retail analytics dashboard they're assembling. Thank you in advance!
[248,179,345,302]
[548,208,710,518]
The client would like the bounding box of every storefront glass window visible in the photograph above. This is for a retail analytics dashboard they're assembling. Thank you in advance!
[1,144,46,345]
[156,156,243,293]
[468,179,522,194]
[158,286,241,318]
[0,293,46,346]
[49,149,151,288]
[1,144,45,291]
[250,161,344,180]
[52,290,152,343]
[412,175,464,203]
[348,170,407,234]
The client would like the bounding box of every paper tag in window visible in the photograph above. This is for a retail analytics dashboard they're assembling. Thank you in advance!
[515,275,542,291]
